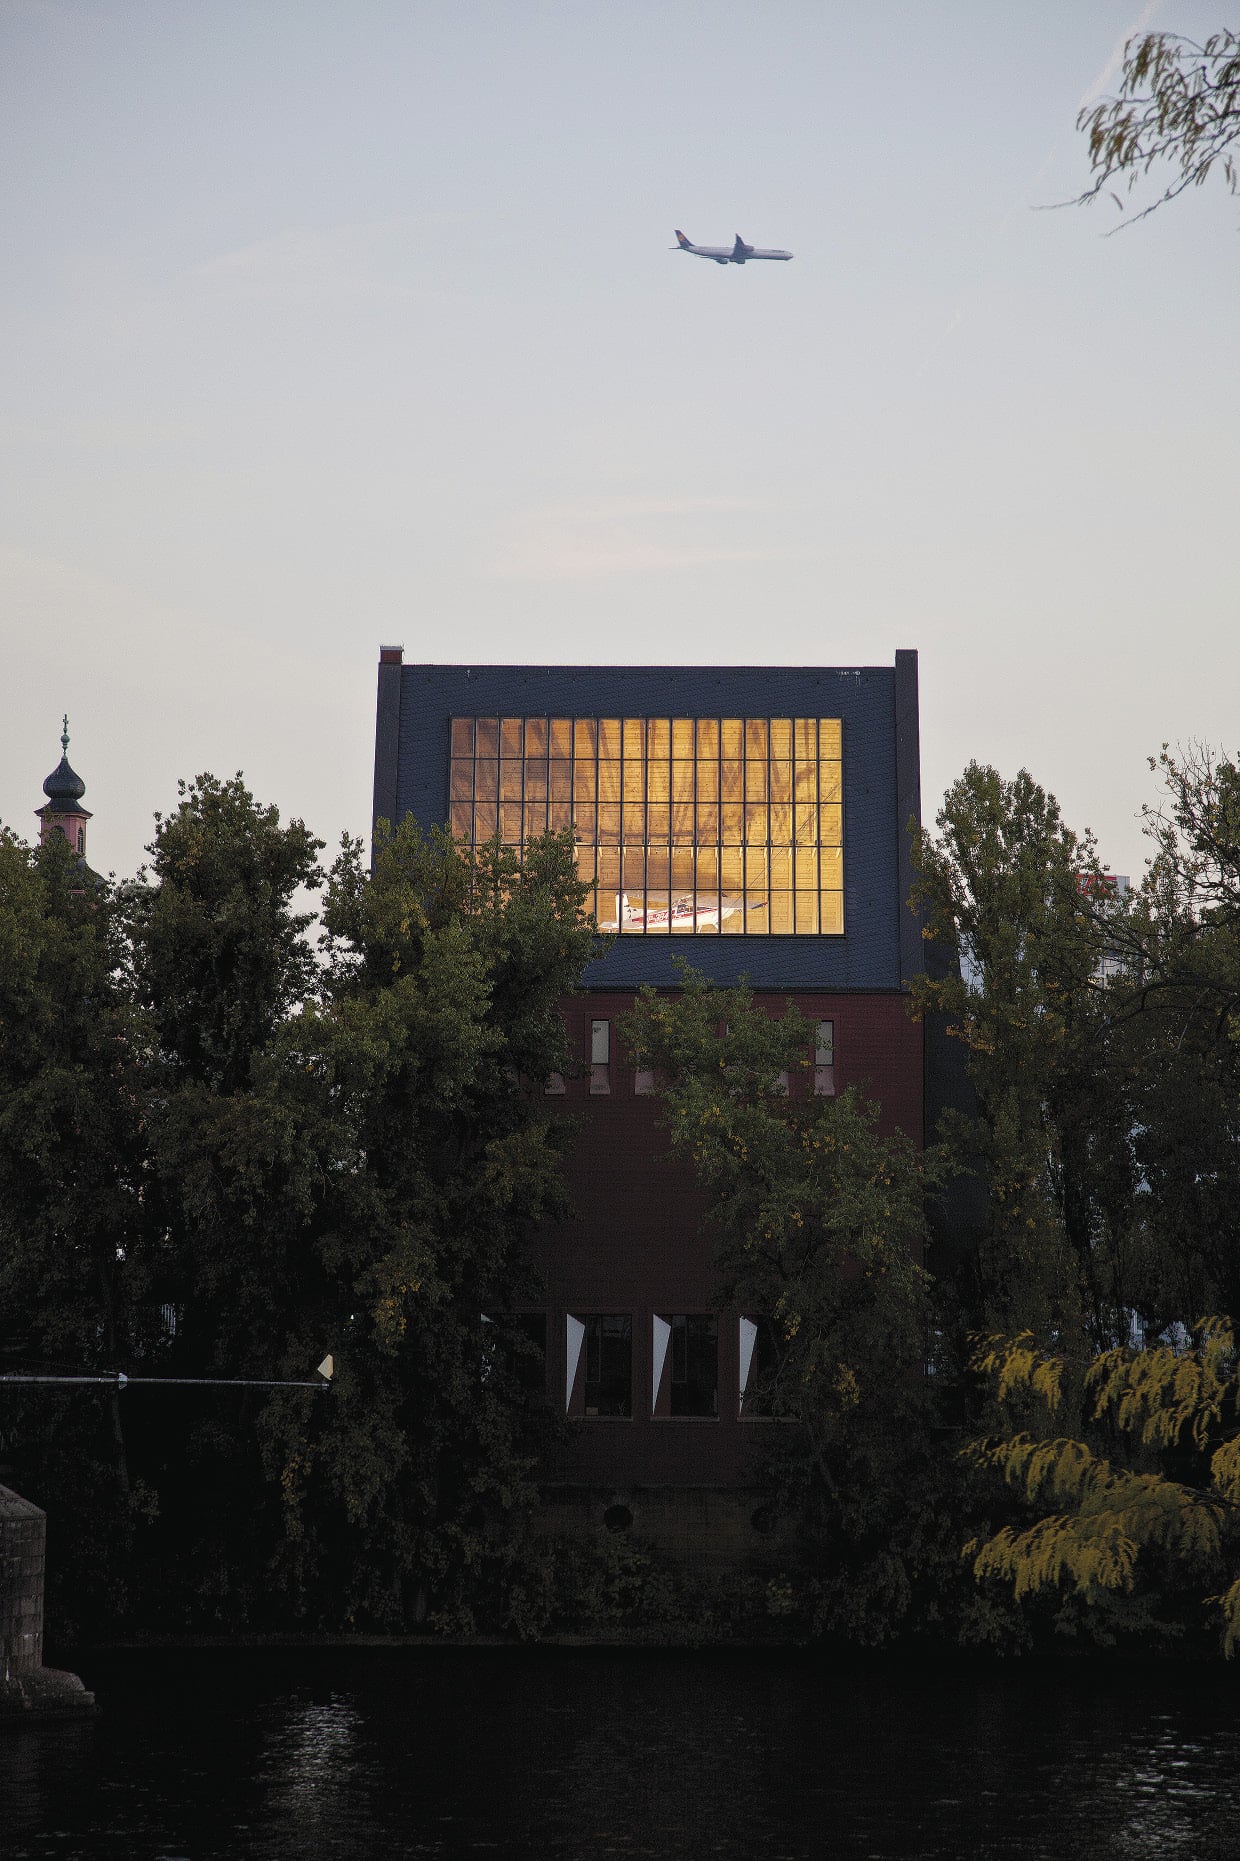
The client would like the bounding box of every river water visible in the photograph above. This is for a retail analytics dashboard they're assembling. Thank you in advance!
[4,1647,1240,1859]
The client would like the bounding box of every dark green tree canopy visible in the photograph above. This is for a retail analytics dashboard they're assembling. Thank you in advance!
[0,785,604,1639]
[128,774,324,1092]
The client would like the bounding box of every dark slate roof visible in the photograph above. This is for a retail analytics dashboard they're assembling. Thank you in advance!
[42,754,86,808]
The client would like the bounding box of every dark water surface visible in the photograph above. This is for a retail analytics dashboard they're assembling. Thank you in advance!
[5,1647,1240,1860]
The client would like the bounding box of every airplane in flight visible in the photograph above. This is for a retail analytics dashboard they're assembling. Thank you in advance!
[672,229,793,265]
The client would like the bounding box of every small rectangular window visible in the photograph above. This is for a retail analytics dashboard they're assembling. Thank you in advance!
[739,1316,784,1416]
[634,1068,655,1096]
[483,1312,547,1396]
[544,1072,566,1095]
[814,1019,835,1096]
[512,1312,547,1396]
[579,1314,632,1417]
[666,1315,718,1417]
[590,1019,611,1094]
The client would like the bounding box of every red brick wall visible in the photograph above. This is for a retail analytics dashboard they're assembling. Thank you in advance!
[532,991,924,1489]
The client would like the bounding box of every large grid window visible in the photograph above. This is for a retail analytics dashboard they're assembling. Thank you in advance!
[448,716,843,935]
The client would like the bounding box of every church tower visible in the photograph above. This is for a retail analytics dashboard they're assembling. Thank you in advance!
[36,717,92,859]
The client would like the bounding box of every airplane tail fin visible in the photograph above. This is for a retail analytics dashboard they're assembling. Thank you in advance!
[674,229,693,249]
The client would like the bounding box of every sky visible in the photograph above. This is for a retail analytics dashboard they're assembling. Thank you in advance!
[2,0,1237,888]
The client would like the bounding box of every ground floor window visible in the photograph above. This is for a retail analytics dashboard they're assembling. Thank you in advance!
[738,1315,785,1415]
[481,1311,547,1396]
[652,1313,718,1416]
[512,1312,547,1395]
[671,1313,718,1416]
[567,1313,632,1416]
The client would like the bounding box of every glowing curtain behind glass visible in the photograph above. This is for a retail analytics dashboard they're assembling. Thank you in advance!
[448,716,843,936]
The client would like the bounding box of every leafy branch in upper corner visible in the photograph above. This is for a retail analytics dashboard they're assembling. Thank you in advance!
[1076,31,1240,226]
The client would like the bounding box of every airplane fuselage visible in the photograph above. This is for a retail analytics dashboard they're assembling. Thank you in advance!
[673,229,793,264]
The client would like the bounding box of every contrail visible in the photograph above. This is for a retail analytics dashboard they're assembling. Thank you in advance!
[922,1,1167,364]
[1079,0,1165,109]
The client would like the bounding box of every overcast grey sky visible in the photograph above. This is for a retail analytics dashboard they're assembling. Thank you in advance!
[2,0,1237,885]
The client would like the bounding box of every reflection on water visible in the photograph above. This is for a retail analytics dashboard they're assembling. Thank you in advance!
[4,1649,1240,1860]
[257,1696,361,1838]
[1060,1714,1225,1859]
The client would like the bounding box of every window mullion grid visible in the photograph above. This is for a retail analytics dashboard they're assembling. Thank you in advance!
[619,727,629,931]
[661,730,670,935]
[759,714,767,937]
[568,723,576,900]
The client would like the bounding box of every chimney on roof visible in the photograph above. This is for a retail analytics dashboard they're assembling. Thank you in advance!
[379,645,404,665]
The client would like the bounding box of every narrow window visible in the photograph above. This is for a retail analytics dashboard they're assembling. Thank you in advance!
[579,1314,631,1416]
[590,1019,611,1094]
[653,1315,718,1417]
[76,827,84,853]
[739,1316,784,1416]
[634,1067,655,1096]
[512,1312,547,1397]
[814,1019,835,1097]
[483,1311,543,1390]
[545,1013,568,1093]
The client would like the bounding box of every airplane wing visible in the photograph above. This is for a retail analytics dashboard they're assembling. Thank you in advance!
[731,235,753,261]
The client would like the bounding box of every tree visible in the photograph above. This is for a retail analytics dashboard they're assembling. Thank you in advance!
[947,746,1240,1651]
[259,821,601,1633]
[1107,746,1240,1325]
[128,772,324,1094]
[3,774,606,1638]
[109,775,330,1626]
[622,969,944,1643]
[0,828,149,1631]
[966,1323,1240,1654]
[911,764,1135,1349]
[1077,30,1240,224]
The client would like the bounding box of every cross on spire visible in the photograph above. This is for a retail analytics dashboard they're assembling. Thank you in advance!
[61,714,70,756]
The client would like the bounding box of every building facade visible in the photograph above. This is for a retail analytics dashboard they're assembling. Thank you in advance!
[372,652,926,1535]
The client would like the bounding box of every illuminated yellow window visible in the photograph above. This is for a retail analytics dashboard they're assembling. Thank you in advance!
[550,718,572,758]
[448,715,844,935]
[570,761,594,802]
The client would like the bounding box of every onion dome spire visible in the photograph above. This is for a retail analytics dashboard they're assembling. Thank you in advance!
[42,715,87,808]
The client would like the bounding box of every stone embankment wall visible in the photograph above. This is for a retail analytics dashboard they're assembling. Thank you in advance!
[0,1482,94,1717]
[1,1482,45,1678]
